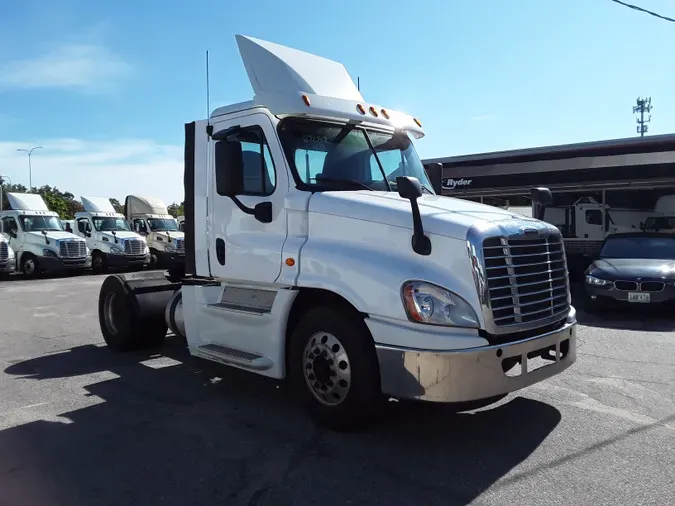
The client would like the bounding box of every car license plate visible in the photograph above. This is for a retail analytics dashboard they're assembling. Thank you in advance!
[628,292,650,303]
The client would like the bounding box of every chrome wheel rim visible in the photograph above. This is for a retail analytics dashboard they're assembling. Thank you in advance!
[103,292,118,335]
[303,331,351,406]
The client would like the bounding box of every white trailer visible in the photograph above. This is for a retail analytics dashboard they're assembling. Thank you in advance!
[0,193,90,277]
[97,35,577,430]
[73,197,150,273]
[124,195,185,270]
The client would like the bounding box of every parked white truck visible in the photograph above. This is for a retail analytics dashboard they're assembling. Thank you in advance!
[74,197,150,273]
[0,193,90,277]
[0,235,16,279]
[97,35,577,430]
[124,195,185,269]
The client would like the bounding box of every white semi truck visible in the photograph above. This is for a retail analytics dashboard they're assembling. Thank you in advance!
[74,197,150,273]
[97,35,577,430]
[0,235,16,279]
[0,193,90,277]
[124,195,185,270]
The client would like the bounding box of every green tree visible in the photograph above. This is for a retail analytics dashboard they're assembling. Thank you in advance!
[167,201,184,218]
[110,198,124,214]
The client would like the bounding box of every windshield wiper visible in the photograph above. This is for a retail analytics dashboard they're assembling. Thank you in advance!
[316,177,374,191]
[362,130,392,192]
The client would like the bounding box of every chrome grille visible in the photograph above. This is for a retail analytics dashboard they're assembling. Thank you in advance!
[59,239,87,258]
[0,241,7,262]
[124,239,145,256]
[175,238,185,252]
[483,234,570,327]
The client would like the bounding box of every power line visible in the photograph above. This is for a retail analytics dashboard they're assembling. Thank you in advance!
[610,0,675,23]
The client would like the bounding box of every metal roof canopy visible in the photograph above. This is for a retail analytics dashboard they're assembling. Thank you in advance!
[424,133,675,179]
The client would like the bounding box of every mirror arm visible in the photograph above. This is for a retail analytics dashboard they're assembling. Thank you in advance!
[230,196,255,216]
[409,199,431,256]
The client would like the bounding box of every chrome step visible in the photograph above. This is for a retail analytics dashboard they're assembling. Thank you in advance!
[195,343,273,371]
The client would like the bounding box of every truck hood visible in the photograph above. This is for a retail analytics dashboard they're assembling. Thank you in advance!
[308,191,536,240]
[97,231,143,242]
[152,231,184,242]
[27,231,85,242]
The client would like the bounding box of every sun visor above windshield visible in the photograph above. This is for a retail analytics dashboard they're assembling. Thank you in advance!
[7,192,49,211]
[235,35,364,102]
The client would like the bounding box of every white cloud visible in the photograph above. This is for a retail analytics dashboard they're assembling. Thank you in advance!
[0,138,184,205]
[0,44,131,93]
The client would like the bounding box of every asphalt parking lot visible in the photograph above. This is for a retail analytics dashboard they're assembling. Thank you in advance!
[0,275,674,506]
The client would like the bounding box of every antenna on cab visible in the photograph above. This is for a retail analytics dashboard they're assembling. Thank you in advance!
[206,50,213,136]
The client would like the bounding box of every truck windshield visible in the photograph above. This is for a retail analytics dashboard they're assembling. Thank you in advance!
[147,218,178,232]
[19,215,64,232]
[93,217,131,232]
[600,236,675,259]
[277,118,434,193]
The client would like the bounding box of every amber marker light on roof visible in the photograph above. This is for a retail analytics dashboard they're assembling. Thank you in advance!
[369,106,378,117]
[285,257,296,267]
[302,94,311,106]
[356,104,366,114]
[381,109,390,119]
[414,117,422,127]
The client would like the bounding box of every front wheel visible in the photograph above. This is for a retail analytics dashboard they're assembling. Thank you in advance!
[21,255,40,278]
[289,306,383,432]
[91,251,108,274]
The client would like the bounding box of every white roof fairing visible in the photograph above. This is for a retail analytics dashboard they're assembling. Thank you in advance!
[235,35,364,102]
[210,35,425,139]
[7,192,49,211]
[81,196,116,213]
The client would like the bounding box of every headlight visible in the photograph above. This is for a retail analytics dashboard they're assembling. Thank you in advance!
[42,249,58,257]
[144,245,150,254]
[164,244,176,252]
[110,246,123,255]
[401,281,479,328]
[585,275,610,286]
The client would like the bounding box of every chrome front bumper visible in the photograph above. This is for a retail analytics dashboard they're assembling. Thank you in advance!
[374,313,577,403]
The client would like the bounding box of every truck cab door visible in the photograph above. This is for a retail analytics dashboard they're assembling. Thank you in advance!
[208,113,288,284]
[576,205,604,240]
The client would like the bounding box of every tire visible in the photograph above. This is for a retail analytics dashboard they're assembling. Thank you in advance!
[98,275,167,352]
[21,254,40,278]
[289,306,383,432]
[91,251,108,275]
[149,249,160,269]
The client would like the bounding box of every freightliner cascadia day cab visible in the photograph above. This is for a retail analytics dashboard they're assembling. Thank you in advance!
[0,235,16,279]
[124,195,185,269]
[0,193,90,277]
[74,197,151,274]
[98,35,577,430]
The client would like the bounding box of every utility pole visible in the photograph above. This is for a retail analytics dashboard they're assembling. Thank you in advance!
[16,146,42,190]
[633,97,653,137]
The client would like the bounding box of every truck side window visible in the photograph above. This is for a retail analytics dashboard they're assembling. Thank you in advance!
[133,219,147,234]
[77,219,90,234]
[585,210,602,226]
[216,126,277,197]
[2,217,17,235]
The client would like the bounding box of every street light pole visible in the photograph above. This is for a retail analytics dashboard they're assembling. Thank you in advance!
[16,146,42,190]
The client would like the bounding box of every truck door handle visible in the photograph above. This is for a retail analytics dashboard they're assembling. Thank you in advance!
[216,238,225,265]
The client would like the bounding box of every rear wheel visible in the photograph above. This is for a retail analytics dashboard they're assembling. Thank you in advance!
[289,306,383,431]
[98,275,167,352]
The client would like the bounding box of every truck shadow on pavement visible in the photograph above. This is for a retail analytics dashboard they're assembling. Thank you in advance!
[1,340,561,506]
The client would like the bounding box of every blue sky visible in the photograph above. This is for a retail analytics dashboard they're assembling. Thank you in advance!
[1,0,673,204]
